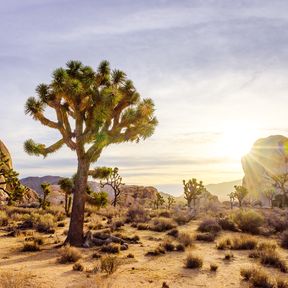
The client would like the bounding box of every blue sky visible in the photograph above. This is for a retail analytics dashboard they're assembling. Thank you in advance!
[1,0,288,195]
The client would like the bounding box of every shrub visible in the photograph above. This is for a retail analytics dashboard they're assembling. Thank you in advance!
[217,217,238,231]
[126,206,149,223]
[173,211,193,225]
[217,235,258,250]
[101,243,120,254]
[167,228,179,238]
[92,252,101,259]
[73,262,84,271]
[100,255,119,274]
[137,223,150,230]
[162,241,175,251]
[145,246,166,256]
[266,211,288,233]
[224,252,234,260]
[210,263,218,271]
[231,209,264,234]
[259,249,287,272]
[277,278,288,288]
[176,244,185,252]
[198,219,222,234]
[30,213,56,233]
[281,230,288,249]
[151,218,176,232]
[240,267,276,288]
[159,211,171,218]
[177,232,193,247]
[0,271,40,288]
[22,241,40,252]
[185,254,203,269]
[196,232,216,242]
[0,211,8,226]
[58,245,82,263]
[127,253,134,258]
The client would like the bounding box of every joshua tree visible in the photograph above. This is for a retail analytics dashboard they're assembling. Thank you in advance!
[228,192,236,209]
[154,192,165,209]
[91,167,123,207]
[58,178,73,216]
[167,195,175,209]
[0,151,24,205]
[90,191,108,209]
[39,182,51,209]
[183,178,204,209]
[233,185,248,208]
[263,187,277,208]
[24,60,157,246]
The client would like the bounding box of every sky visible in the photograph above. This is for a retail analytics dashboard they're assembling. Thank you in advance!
[1,0,288,196]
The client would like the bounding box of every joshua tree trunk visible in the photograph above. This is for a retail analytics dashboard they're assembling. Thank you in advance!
[66,158,89,246]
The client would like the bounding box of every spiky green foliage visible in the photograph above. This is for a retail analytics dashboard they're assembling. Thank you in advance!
[0,151,25,205]
[39,182,51,209]
[183,178,204,208]
[153,192,165,209]
[90,167,123,207]
[88,191,108,209]
[167,195,176,209]
[24,60,157,245]
[58,178,73,216]
[233,185,248,208]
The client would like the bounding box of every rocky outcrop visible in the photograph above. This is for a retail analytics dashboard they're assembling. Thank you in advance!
[241,135,288,203]
[0,140,13,194]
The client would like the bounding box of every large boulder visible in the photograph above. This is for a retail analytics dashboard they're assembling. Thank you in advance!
[241,135,288,203]
[0,140,13,194]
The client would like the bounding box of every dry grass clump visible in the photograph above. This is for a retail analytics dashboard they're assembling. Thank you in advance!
[100,255,119,274]
[151,217,176,232]
[240,267,276,288]
[73,262,84,271]
[126,206,149,223]
[167,228,179,238]
[158,210,171,218]
[217,216,238,231]
[176,243,185,252]
[196,232,216,242]
[184,253,203,269]
[259,249,287,273]
[87,214,103,230]
[101,243,120,254]
[137,223,150,230]
[224,251,234,260]
[22,241,40,252]
[177,232,193,247]
[277,278,288,288]
[265,209,288,233]
[0,271,40,288]
[0,211,8,226]
[57,245,82,264]
[217,235,258,250]
[281,230,288,249]
[162,240,175,252]
[210,263,218,271]
[26,213,56,233]
[198,218,222,234]
[231,209,264,234]
[145,246,166,256]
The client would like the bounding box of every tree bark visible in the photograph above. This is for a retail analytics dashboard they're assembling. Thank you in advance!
[66,158,89,246]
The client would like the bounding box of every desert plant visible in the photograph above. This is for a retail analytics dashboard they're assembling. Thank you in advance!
[31,213,56,233]
[145,246,166,256]
[264,187,277,209]
[231,209,264,234]
[259,249,287,272]
[176,243,185,251]
[0,271,40,288]
[58,178,73,216]
[217,235,258,250]
[162,240,175,251]
[100,255,119,274]
[0,210,8,226]
[167,196,176,209]
[58,245,82,263]
[228,191,236,209]
[126,206,149,223]
[233,185,248,208]
[24,60,157,246]
[281,230,288,249]
[73,262,84,271]
[22,241,40,252]
[167,228,179,237]
[210,263,218,271]
[38,182,51,209]
[198,218,222,234]
[224,251,234,260]
[217,216,238,231]
[101,243,120,254]
[185,253,203,269]
[89,191,109,209]
[196,232,216,242]
[154,192,165,209]
[240,267,276,288]
[152,217,176,232]
[183,178,204,209]
[178,232,193,247]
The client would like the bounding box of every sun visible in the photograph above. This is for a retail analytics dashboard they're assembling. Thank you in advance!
[215,123,260,160]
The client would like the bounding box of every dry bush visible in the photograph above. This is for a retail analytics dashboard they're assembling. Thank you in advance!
[196,232,216,242]
[281,230,288,249]
[198,218,222,234]
[0,271,41,288]
[176,243,185,252]
[277,278,288,288]
[224,251,234,260]
[145,246,166,256]
[87,214,103,230]
[151,217,176,232]
[162,240,175,251]
[167,228,179,238]
[22,241,40,252]
[58,245,82,263]
[46,206,66,221]
[126,206,149,223]
[217,235,258,250]
[231,209,264,234]
[101,243,120,254]
[259,249,287,273]
[0,211,8,226]
[158,210,171,218]
[210,263,218,271]
[73,262,84,271]
[185,254,203,269]
[172,210,193,225]
[100,255,119,274]
[127,253,134,258]
[27,213,56,233]
[264,209,288,233]
[178,232,193,247]
[240,267,276,288]
[137,223,150,230]
[217,217,238,231]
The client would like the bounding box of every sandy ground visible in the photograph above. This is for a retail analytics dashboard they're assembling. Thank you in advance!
[0,221,287,288]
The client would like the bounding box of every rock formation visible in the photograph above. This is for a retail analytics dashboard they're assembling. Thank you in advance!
[241,135,288,203]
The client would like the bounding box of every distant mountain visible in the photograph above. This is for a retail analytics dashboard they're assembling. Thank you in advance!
[205,179,242,201]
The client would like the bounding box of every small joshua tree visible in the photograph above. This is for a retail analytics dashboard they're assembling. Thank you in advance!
[263,187,277,208]
[0,151,24,205]
[233,185,248,208]
[183,178,204,209]
[24,60,157,246]
[58,178,73,216]
[167,195,175,209]
[90,191,108,209]
[91,167,123,207]
[39,182,51,209]
[154,192,165,209]
[228,191,236,209]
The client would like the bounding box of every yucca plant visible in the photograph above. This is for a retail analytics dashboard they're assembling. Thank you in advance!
[24,60,157,246]
[58,178,73,216]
